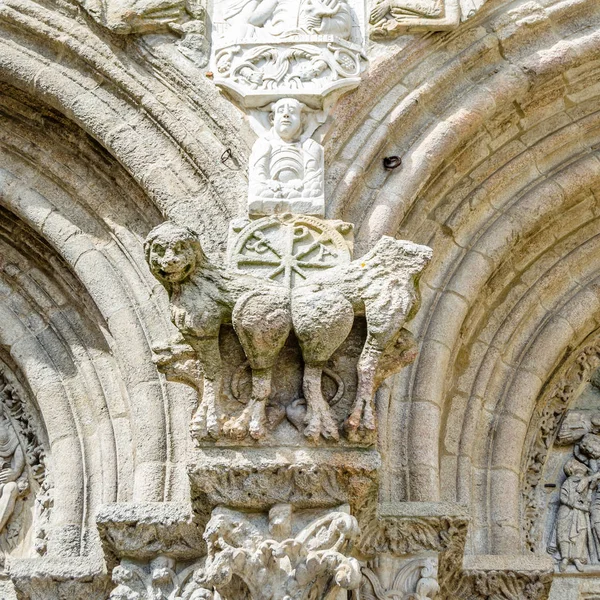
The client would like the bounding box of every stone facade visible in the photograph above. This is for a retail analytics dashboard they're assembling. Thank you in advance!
[0,0,599,597]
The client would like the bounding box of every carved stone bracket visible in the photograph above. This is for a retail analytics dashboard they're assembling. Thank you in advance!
[7,557,110,600]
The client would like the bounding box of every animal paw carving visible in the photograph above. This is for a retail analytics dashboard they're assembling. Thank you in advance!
[343,400,376,442]
[304,405,340,442]
[223,399,268,440]
[190,401,220,441]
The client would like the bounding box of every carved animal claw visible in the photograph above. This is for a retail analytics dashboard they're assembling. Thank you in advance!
[343,401,376,442]
[190,402,220,441]
[223,399,268,441]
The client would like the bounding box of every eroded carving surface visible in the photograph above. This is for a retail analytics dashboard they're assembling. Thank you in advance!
[145,219,431,444]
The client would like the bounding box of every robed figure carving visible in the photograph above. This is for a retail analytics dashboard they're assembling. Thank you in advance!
[0,417,25,533]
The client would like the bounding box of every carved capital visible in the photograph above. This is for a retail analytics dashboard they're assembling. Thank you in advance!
[456,555,555,600]
[197,504,361,600]
[96,503,205,569]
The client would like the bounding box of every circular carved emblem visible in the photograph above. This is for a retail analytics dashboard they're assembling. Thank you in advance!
[228,214,353,287]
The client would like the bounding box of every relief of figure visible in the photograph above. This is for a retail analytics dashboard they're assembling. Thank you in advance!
[0,416,25,533]
[249,98,324,216]
[145,221,431,442]
[556,458,600,571]
[223,0,353,39]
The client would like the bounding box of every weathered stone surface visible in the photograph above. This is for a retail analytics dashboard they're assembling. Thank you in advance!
[3,0,600,597]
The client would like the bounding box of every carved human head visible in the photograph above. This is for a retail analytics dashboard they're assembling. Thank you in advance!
[271,98,305,142]
[564,457,588,477]
[580,432,600,459]
[144,222,204,286]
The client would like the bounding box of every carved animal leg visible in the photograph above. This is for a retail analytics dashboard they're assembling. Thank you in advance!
[189,336,222,440]
[224,368,272,440]
[303,364,339,442]
[344,336,383,437]
[229,289,292,440]
[292,290,353,442]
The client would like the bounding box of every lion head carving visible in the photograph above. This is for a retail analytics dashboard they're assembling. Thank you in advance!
[144,222,204,287]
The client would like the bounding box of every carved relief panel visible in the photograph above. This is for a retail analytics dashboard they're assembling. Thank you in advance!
[211,0,368,107]
[145,220,431,446]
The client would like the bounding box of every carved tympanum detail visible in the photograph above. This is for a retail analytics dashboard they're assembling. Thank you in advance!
[144,219,431,444]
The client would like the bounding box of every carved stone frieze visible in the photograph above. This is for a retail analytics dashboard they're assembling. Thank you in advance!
[211,0,367,107]
[145,220,431,445]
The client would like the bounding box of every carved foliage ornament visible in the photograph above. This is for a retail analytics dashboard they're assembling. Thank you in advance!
[144,220,431,444]
[198,505,361,600]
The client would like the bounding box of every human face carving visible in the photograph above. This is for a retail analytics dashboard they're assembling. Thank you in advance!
[273,100,303,142]
[148,237,197,283]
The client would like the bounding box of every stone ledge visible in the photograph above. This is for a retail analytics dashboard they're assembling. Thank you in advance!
[188,447,381,512]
